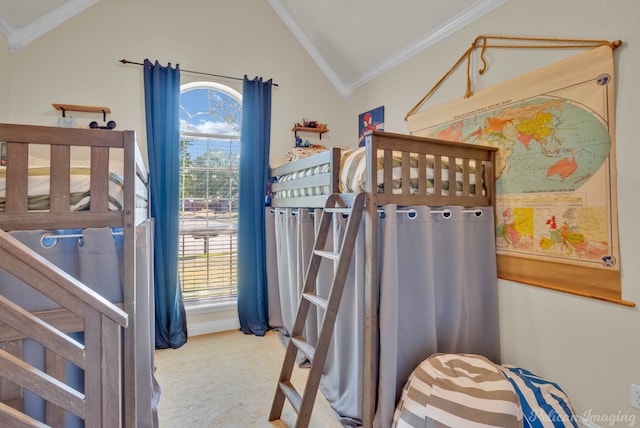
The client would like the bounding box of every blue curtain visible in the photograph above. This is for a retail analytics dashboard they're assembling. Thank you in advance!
[237,76,273,336]
[143,59,188,349]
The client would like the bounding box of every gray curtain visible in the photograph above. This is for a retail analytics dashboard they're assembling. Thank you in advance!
[0,226,160,427]
[135,222,161,428]
[270,208,319,366]
[265,208,283,329]
[267,205,500,427]
[319,209,366,425]
[374,205,500,428]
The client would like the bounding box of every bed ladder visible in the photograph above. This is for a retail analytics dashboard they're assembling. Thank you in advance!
[269,192,366,428]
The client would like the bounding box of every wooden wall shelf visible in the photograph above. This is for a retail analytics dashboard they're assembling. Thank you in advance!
[53,103,111,120]
[292,126,329,140]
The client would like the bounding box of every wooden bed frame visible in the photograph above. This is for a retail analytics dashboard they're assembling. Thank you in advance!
[0,123,152,427]
[270,130,497,427]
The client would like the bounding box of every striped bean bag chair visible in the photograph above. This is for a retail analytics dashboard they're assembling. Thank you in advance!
[392,354,580,428]
[392,353,524,428]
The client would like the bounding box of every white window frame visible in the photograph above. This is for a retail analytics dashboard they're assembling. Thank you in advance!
[178,81,242,309]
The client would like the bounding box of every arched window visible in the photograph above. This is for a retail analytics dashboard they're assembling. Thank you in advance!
[178,82,241,303]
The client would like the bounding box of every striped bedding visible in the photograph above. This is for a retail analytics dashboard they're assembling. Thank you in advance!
[274,162,331,198]
[274,147,477,199]
[392,354,578,428]
[0,164,125,212]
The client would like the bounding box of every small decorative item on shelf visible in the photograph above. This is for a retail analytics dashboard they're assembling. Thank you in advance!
[295,135,314,147]
[294,119,328,130]
[89,120,117,130]
[292,119,329,141]
[57,116,77,128]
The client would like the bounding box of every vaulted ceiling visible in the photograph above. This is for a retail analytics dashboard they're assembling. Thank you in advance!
[0,0,508,96]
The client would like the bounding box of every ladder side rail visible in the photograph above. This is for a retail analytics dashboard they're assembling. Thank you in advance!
[295,193,365,427]
[269,193,366,428]
[287,195,337,343]
[269,195,337,421]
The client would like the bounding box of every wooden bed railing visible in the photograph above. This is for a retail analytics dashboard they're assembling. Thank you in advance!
[270,131,496,210]
[0,229,128,427]
[0,123,150,427]
[366,131,495,207]
[0,125,148,226]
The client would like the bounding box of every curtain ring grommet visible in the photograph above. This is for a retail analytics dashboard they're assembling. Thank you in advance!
[441,208,452,219]
[41,234,58,248]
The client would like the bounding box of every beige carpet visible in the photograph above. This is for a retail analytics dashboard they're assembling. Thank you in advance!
[154,329,344,427]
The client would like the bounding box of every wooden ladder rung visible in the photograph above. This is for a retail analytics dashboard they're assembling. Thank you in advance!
[291,336,316,361]
[314,250,339,261]
[303,292,328,310]
[279,381,302,412]
[269,192,366,428]
[323,207,351,214]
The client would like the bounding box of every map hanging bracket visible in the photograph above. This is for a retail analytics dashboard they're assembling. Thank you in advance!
[404,35,622,121]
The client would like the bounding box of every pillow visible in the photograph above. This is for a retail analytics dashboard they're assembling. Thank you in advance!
[499,365,579,428]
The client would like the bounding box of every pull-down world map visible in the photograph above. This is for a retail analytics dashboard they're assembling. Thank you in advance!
[429,97,611,195]
[407,45,620,274]
[427,96,612,263]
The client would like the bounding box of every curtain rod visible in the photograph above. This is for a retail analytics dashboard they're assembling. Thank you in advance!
[119,59,279,86]
[270,208,484,216]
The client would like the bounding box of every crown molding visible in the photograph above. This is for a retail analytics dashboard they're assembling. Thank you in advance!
[0,10,16,51]
[268,0,351,97]
[346,0,509,93]
[0,9,15,36]
[6,0,99,53]
[269,0,509,97]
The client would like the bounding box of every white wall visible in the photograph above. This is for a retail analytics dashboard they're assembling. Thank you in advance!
[1,0,349,160]
[346,0,640,423]
[0,35,9,120]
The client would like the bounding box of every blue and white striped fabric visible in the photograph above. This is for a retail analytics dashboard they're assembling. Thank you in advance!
[499,365,579,428]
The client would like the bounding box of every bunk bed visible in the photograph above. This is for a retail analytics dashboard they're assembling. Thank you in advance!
[268,130,499,427]
[0,123,156,427]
